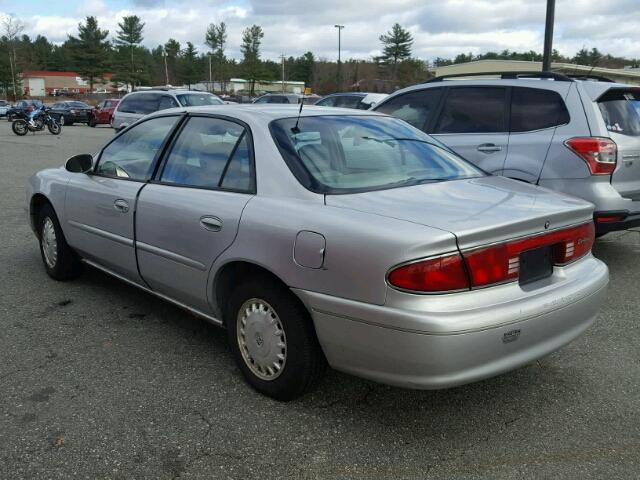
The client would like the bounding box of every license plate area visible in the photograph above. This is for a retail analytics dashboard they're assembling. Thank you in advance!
[519,245,553,285]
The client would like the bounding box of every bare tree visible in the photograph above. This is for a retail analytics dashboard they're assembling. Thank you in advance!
[2,14,24,99]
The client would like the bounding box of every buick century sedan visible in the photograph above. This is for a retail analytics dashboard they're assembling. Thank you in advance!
[26,105,609,400]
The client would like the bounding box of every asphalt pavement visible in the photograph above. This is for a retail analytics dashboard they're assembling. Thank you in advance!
[0,120,638,479]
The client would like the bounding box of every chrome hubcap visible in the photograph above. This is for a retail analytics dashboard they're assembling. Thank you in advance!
[41,217,58,268]
[237,298,287,381]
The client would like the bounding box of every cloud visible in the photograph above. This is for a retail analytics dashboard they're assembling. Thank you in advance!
[2,0,639,61]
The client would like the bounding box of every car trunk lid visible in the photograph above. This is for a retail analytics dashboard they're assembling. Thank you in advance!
[326,176,593,250]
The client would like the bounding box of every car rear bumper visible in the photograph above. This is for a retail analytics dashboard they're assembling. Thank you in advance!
[294,255,608,389]
[594,210,640,234]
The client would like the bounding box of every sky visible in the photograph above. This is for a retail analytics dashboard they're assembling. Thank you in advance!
[1,0,639,62]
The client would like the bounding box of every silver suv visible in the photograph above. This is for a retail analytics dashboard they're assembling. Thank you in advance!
[374,72,640,235]
[112,88,223,131]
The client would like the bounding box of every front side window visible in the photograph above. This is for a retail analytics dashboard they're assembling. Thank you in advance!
[176,93,223,106]
[96,116,179,180]
[315,96,336,107]
[511,87,570,132]
[434,87,506,134]
[271,115,483,193]
[598,90,640,136]
[158,95,178,110]
[254,96,270,104]
[375,88,443,130]
[160,117,253,191]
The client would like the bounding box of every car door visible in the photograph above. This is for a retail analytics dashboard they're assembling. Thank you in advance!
[503,85,571,182]
[64,114,182,282]
[430,86,509,175]
[135,115,255,313]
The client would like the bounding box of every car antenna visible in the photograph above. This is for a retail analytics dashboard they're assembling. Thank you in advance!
[291,88,309,134]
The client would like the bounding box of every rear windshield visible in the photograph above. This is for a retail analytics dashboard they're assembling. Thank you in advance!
[176,93,223,106]
[598,90,640,136]
[270,115,483,194]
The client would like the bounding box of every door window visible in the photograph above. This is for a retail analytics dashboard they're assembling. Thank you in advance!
[158,95,178,110]
[375,88,443,130]
[434,87,507,134]
[96,116,179,181]
[159,117,253,191]
[511,88,570,132]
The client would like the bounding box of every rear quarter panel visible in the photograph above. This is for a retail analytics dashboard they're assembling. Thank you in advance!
[211,196,458,309]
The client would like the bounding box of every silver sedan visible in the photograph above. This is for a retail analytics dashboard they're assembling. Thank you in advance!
[26,105,609,400]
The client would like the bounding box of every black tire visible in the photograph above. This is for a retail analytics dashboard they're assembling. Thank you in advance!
[47,120,61,135]
[226,276,326,401]
[88,116,96,127]
[57,115,65,126]
[67,120,74,126]
[12,119,28,136]
[37,203,81,280]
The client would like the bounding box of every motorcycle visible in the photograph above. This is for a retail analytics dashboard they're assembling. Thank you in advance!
[12,106,62,136]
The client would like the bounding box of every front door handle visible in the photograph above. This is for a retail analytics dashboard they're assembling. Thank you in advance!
[477,143,502,153]
[200,216,223,232]
[113,199,129,213]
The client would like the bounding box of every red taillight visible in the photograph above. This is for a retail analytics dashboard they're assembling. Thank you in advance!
[387,253,469,293]
[565,137,617,175]
[595,214,626,224]
[388,223,595,293]
[26,106,34,112]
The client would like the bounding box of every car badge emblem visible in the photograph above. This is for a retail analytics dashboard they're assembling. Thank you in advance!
[544,221,550,230]
[503,329,521,344]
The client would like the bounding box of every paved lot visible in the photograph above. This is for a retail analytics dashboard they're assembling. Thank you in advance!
[1,121,639,479]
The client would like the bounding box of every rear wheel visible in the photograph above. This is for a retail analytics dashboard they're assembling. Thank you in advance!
[226,277,326,401]
[57,115,65,126]
[37,204,81,280]
[88,116,97,127]
[12,119,28,136]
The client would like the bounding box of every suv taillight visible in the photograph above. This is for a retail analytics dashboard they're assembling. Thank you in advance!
[387,223,595,293]
[565,137,617,175]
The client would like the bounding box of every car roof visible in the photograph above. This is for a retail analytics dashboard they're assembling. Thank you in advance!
[147,104,385,122]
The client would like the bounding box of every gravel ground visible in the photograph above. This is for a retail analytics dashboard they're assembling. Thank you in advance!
[1,120,638,479]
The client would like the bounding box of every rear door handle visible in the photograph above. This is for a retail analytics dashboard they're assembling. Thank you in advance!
[477,143,502,153]
[113,199,129,213]
[200,216,223,232]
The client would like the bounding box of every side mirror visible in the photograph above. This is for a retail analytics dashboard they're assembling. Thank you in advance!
[65,154,93,173]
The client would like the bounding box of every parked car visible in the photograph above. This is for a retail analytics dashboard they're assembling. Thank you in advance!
[6,99,44,121]
[315,92,388,109]
[0,100,9,117]
[374,71,640,235]
[49,101,93,126]
[112,89,224,131]
[26,105,608,400]
[252,93,302,104]
[89,99,120,127]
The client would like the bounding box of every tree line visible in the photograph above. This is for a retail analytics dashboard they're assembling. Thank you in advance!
[1,13,638,99]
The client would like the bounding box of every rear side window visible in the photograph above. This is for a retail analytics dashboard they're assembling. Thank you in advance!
[333,95,364,109]
[375,88,442,130]
[160,117,253,191]
[511,88,569,132]
[434,87,507,134]
[598,90,640,136]
[118,93,160,115]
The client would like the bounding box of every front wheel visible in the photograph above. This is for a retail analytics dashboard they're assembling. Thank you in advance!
[57,115,65,126]
[47,120,61,135]
[88,116,97,127]
[12,119,28,136]
[37,204,81,280]
[226,277,326,401]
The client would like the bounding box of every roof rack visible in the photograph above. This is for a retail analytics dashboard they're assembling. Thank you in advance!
[566,74,614,83]
[425,71,573,83]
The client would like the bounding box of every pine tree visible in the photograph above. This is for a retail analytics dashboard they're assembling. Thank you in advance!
[205,21,227,90]
[179,42,200,88]
[240,25,264,95]
[164,38,181,85]
[379,23,413,82]
[114,15,145,88]
[68,16,110,92]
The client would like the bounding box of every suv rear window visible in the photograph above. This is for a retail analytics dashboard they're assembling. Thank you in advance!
[511,87,570,132]
[118,93,161,115]
[434,87,507,134]
[598,89,640,136]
